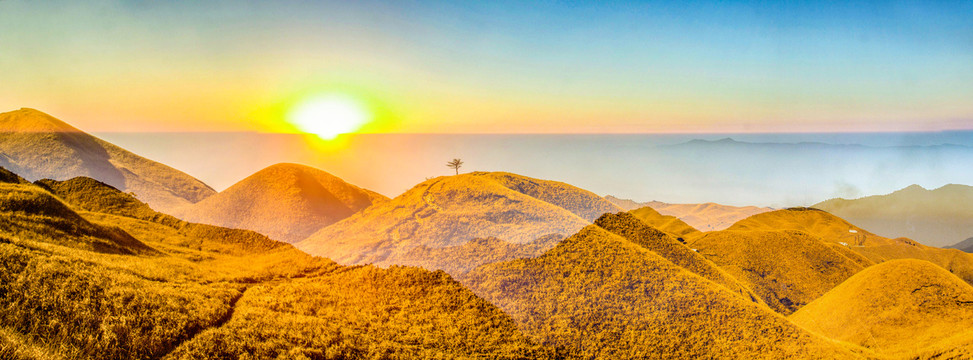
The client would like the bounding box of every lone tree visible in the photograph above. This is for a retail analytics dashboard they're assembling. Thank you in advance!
[446,158,463,175]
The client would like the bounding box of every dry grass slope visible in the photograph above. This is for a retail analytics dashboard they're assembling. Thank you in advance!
[689,229,872,314]
[167,266,547,360]
[594,212,759,302]
[461,225,863,359]
[730,208,973,287]
[394,235,563,276]
[790,259,973,358]
[298,171,621,267]
[175,163,387,243]
[627,206,699,238]
[0,168,548,359]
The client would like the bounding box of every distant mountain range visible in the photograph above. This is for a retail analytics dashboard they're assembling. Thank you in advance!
[173,163,387,243]
[814,184,973,247]
[0,108,215,212]
[605,195,773,231]
[949,237,973,253]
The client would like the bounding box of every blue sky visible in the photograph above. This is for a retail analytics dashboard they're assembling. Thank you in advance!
[1,0,971,132]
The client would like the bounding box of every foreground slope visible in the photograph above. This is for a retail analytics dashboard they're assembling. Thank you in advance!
[298,171,621,266]
[728,208,973,285]
[461,225,862,359]
[605,195,772,231]
[790,259,973,357]
[0,108,215,212]
[174,163,387,243]
[814,184,973,247]
[0,170,547,359]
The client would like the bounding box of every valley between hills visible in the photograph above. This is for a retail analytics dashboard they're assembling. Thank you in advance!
[2,108,973,359]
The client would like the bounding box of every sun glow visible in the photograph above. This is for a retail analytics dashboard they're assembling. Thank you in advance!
[288,94,371,139]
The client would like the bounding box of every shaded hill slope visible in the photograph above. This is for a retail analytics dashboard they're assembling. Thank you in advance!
[594,212,757,302]
[461,225,862,359]
[0,108,215,212]
[1,174,155,255]
[297,171,621,266]
[174,163,387,243]
[814,184,973,247]
[605,195,772,231]
[729,208,973,286]
[688,229,872,314]
[0,168,549,359]
[628,206,699,238]
[790,259,973,357]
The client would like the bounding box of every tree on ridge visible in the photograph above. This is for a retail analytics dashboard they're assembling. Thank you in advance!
[446,159,463,175]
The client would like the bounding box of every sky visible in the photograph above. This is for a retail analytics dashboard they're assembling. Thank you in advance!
[1,0,972,134]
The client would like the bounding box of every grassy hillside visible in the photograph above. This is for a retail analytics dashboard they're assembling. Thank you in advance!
[729,208,973,286]
[461,225,863,359]
[174,163,387,243]
[298,171,621,267]
[0,108,215,212]
[0,169,547,359]
[393,235,562,276]
[790,259,973,357]
[594,212,758,302]
[0,182,157,255]
[688,229,872,314]
[814,184,973,247]
[167,266,545,359]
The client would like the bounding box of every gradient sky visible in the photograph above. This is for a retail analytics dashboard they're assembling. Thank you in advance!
[1,0,972,133]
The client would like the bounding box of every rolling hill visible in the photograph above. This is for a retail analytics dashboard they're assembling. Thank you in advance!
[688,228,872,314]
[0,166,549,359]
[727,208,973,286]
[627,206,699,238]
[296,171,622,266]
[605,195,772,231]
[594,212,757,301]
[814,184,973,247]
[790,259,973,357]
[460,224,862,359]
[173,163,387,243]
[0,108,215,213]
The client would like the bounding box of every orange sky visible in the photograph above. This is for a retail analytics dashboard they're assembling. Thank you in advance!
[1,1,971,134]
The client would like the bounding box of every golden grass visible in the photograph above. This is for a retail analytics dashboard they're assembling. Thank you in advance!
[730,208,973,286]
[461,225,863,359]
[1,173,550,359]
[790,259,973,357]
[394,235,563,276]
[628,206,700,238]
[174,163,387,243]
[298,171,620,267]
[168,266,547,359]
[688,229,872,314]
[595,212,760,302]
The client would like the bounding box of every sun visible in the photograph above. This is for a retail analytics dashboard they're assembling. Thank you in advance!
[288,94,371,139]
